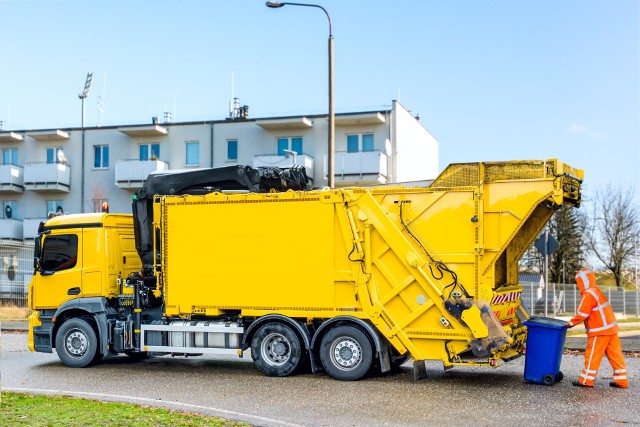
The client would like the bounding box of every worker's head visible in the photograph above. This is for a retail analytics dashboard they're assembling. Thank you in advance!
[575,267,596,293]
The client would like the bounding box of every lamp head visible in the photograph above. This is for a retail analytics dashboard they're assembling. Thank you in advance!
[266,1,285,8]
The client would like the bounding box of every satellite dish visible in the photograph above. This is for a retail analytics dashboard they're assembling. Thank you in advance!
[57,149,68,164]
[5,205,12,219]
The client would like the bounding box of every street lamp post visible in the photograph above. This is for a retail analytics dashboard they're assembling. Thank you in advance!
[266,1,335,188]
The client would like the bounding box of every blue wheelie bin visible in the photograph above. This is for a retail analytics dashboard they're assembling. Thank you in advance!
[523,317,568,385]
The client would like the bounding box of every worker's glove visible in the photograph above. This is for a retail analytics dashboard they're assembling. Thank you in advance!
[565,322,572,328]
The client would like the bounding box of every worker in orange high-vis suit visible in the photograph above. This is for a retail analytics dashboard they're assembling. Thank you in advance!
[566,268,628,388]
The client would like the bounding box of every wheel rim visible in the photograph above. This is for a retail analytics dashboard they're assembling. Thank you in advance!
[65,328,89,357]
[260,332,291,366]
[330,336,362,371]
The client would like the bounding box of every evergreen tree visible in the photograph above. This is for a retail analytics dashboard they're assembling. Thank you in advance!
[519,205,586,283]
[548,205,586,283]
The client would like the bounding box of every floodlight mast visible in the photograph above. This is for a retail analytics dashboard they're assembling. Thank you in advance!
[79,71,93,214]
[79,72,94,128]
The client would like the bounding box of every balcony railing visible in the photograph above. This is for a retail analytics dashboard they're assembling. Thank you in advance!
[24,163,70,192]
[332,151,388,186]
[253,154,315,182]
[115,159,169,189]
[0,164,24,193]
[0,219,23,240]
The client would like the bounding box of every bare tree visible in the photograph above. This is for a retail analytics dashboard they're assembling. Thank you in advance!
[587,185,640,287]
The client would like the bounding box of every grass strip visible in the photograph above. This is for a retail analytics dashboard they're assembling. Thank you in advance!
[0,392,250,427]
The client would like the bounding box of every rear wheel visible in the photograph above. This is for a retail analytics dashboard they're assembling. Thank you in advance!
[320,325,373,381]
[55,318,98,368]
[542,374,555,386]
[251,323,305,377]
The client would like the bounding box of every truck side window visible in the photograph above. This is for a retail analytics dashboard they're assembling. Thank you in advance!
[41,234,79,272]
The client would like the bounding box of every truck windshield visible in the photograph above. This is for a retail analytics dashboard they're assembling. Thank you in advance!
[41,234,78,272]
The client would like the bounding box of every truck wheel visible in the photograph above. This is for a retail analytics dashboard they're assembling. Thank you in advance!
[55,318,98,368]
[251,323,304,377]
[320,325,373,381]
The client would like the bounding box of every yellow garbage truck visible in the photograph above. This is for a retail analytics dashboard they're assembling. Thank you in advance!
[28,159,582,380]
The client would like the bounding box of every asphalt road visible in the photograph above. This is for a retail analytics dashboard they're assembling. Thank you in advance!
[2,332,639,427]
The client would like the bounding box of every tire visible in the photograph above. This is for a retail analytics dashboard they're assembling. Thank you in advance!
[320,325,373,381]
[556,371,564,383]
[542,374,555,386]
[251,323,305,377]
[55,318,98,368]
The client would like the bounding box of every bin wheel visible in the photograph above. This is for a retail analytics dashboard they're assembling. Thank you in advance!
[542,374,555,386]
[556,371,564,383]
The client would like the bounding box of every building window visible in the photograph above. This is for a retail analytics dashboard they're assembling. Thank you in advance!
[362,134,374,151]
[2,148,17,165]
[346,134,374,153]
[185,141,199,166]
[2,201,17,219]
[140,143,160,160]
[277,137,303,156]
[46,200,64,217]
[46,147,65,164]
[93,145,109,169]
[93,199,109,213]
[227,140,238,161]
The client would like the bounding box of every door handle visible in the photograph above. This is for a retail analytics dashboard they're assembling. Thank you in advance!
[67,287,81,295]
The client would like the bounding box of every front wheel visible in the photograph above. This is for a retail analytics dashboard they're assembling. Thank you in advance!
[320,325,373,381]
[251,323,305,377]
[55,318,98,368]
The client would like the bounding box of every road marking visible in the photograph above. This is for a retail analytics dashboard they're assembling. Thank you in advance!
[4,387,305,427]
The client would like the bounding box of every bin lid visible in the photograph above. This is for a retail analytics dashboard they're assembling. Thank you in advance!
[524,316,567,329]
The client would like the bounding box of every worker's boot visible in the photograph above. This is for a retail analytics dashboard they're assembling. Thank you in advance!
[572,380,593,388]
[609,382,628,389]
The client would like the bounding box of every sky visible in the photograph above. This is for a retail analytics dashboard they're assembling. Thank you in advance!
[0,0,638,203]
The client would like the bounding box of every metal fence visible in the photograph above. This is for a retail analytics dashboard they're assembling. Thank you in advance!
[521,281,640,318]
[0,240,34,322]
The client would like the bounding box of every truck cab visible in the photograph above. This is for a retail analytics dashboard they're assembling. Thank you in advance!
[28,213,140,354]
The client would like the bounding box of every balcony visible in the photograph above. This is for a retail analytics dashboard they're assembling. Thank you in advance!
[256,117,313,131]
[253,154,315,182]
[0,219,23,240]
[0,132,24,143]
[0,165,24,193]
[24,163,70,192]
[27,129,70,141]
[115,159,169,189]
[333,151,388,186]
[118,125,168,137]
[23,219,45,239]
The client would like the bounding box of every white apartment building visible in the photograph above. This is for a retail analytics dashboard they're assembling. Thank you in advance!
[0,100,438,241]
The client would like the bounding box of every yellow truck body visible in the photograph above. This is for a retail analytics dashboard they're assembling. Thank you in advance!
[28,159,582,380]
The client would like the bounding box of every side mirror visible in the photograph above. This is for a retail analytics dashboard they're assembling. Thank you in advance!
[33,257,40,270]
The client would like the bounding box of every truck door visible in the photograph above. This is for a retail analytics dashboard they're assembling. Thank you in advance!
[32,232,82,309]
